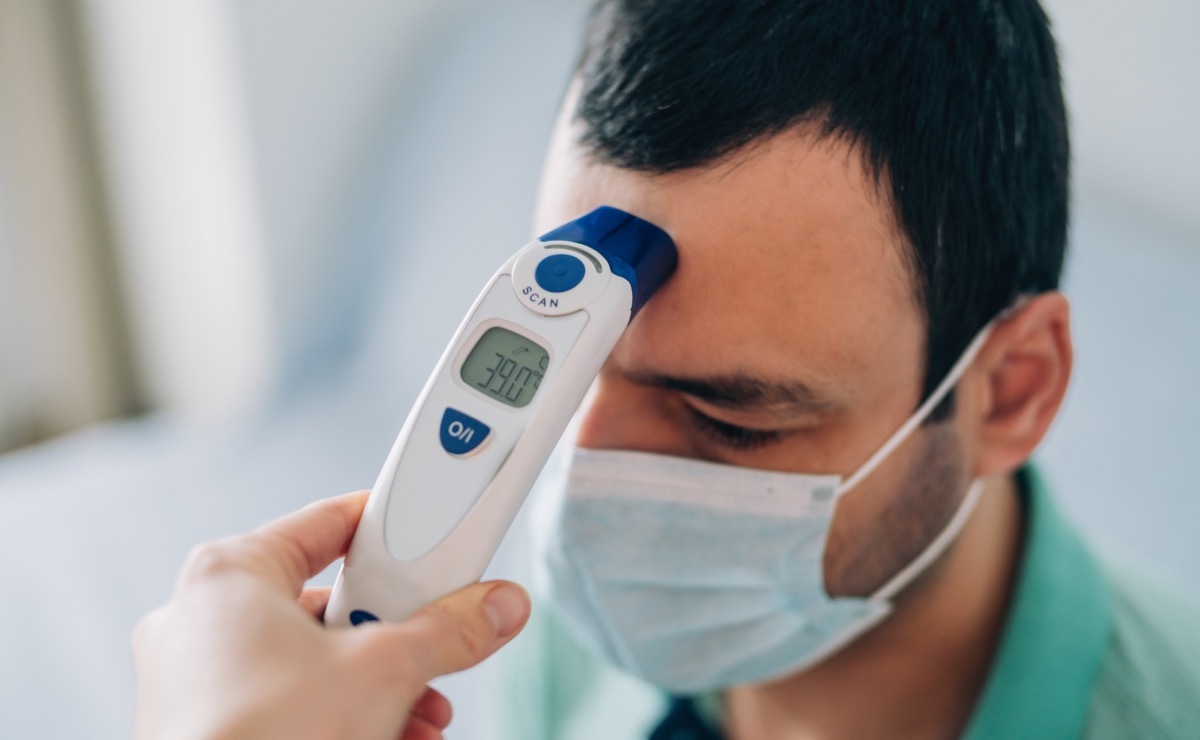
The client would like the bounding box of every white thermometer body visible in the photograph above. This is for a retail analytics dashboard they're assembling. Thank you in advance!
[325,206,676,627]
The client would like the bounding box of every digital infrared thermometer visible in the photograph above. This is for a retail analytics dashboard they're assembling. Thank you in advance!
[325,206,676,627]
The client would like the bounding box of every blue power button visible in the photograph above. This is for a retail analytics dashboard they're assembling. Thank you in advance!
[349,609,379,626]
[439,407,490,456]
[534,253,586,293]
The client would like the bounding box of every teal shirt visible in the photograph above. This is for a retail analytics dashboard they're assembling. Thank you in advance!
[500,467,1200,738]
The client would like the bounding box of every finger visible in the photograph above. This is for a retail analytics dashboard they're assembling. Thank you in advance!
[369,581,530,687]
[131,606,165,655]
[399,715,443,740]
[298,586,333,620]
[410,686,452,729]
[242,491,370,591]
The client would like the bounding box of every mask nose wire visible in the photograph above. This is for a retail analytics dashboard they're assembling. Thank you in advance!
[836,323,996,496]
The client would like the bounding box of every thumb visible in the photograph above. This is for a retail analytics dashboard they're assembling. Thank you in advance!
[365,581,531,688]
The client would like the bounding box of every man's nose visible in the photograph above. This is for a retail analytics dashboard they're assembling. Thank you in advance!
[574,375,694,458]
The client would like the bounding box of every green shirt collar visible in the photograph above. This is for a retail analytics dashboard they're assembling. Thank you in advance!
[961,465,1112,739]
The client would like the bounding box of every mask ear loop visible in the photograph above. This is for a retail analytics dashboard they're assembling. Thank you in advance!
[873,478,985,601]
[837,322,996,496]
[832,304,1032,601]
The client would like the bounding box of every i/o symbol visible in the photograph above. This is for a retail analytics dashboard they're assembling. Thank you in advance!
[447,420,473,443]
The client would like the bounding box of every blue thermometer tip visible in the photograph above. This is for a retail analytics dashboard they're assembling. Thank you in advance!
[538,206,677,316]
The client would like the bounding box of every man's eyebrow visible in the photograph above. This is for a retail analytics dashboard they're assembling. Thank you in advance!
[624,370,834,412]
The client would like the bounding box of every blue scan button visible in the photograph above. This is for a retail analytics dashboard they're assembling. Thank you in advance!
[439,407,491,456]
[534,253,586,293]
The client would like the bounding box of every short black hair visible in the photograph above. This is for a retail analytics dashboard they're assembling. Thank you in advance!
[573,0,1069,414]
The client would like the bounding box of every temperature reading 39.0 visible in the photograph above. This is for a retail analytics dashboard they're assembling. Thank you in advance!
[460,326,550,409]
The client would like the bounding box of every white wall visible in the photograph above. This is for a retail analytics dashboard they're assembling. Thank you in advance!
[79,0,274,422]
[230,0,472,373]
[1043,0,1200,239]
[74,0,477,419]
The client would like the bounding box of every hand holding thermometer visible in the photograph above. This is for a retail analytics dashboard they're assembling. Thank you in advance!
[325,206,676,627]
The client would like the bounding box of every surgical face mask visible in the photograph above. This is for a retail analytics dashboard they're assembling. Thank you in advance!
[532,326,993,694]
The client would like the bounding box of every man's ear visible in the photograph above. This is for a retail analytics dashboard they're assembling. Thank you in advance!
[970,292,1073,478]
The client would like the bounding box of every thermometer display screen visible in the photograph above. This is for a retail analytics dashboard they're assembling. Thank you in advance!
[461,327,549,408]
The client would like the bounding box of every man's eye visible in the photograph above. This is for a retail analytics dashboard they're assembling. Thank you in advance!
[685,407,784,451]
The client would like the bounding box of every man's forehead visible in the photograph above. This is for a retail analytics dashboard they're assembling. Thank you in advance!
[536,113,924,407]
[537,106,912,296]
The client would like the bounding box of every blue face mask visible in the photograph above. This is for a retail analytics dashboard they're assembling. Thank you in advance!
[531,326,992,694]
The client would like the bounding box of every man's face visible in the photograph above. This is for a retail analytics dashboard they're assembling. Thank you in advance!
[535,95,978,597]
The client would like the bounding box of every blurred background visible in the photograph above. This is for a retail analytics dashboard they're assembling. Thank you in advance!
[0,0,1196,737]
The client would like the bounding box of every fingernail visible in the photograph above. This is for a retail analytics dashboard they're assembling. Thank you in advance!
[483,583,527,639]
